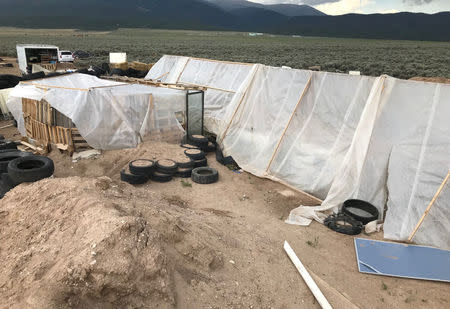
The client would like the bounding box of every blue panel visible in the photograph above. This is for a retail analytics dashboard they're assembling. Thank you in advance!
[354,238,450,282]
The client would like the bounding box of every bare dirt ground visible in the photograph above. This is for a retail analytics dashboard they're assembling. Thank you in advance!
[0,120,449,309]
[409,76,450,84]
[0,57,20,76]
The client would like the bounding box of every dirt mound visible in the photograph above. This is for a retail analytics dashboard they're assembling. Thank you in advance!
[0,177,174,308]
[0,176,249,308]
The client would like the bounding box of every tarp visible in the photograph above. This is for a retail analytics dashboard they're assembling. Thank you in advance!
[0,88,12,115]
[146,55,255,134]
[147,55,450,250]
[7,73,186,150]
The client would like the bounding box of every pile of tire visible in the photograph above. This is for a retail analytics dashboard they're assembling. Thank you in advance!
[324,199,380,235]
[109,68,148,78]
[121,134,219,185]
[1,71,59,90]
[0,140,55,199]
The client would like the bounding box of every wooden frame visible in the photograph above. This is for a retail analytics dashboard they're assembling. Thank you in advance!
[21,98,89,154]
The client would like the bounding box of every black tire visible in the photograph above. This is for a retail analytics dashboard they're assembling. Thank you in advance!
[0,140,17,151]
[8,155,54,183]
[101,62,111,74]
[0,74,21,89]
[129,159,155,176]
[155,159,178,175]
[342,199,379,225]
[0,134,4,140]
[1,173,16,189]
[193,157,208,168]
[191,167,219,184]
[184,148,205,160]
[0,178,12,199]
[324,213,363,235]
[120,169,148,185]
[215,147,238,167]
[188,135,208,148]
[0,150,32,173]
[180,143,199,150]
[45,72,61,78]
[176,158,194,169]
[76,68,89,74]
[176,167,193,178]
[150,171,173,183]
[21,71,45,81]
[111,68,125,76]
[92,66,106,76]
[125,68,140,78]
[204,141,216,153]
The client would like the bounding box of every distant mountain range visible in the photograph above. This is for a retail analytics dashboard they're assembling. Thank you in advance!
[204,0,326,17]
[0,0,448,41]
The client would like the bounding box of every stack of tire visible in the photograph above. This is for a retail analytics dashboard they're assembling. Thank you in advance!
[0,139,55,198]
[184,134,216,153]
[324,199,380,235]
[120,134,219,185]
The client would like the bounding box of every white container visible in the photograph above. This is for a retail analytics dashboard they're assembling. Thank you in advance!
[109,52,127,64]
[16,44,59,73]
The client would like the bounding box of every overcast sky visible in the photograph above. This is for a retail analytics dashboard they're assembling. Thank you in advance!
[252,0,450,15]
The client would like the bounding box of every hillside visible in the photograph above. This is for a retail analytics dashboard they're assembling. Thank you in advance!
[204,0,326,16]
[0,0,448,41]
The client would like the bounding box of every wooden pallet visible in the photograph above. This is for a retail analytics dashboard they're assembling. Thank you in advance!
[22,98,53,125]
[21,98,89,153]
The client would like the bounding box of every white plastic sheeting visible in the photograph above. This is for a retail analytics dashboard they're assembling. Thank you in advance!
[147,55,450,249]
[0,88,12,115]
[150,56,450,249]
[7,73,186,150]
[146,55,189,83]
[268,72,378,199]
[221,65,312,177]
[146,55,255,133]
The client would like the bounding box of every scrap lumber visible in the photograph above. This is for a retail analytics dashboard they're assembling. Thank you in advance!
[0,123,14,130]
[100,75,206,91]
[284,241,333,309]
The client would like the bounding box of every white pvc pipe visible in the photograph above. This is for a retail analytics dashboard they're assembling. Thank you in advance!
[284,241,333,309]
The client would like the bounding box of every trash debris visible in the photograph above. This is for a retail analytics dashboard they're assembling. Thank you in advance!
[72,149,101,162]
[355,238,450,282]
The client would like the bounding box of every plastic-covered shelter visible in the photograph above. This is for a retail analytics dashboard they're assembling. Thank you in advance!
[146,55,450,250]
[7,73,186,150]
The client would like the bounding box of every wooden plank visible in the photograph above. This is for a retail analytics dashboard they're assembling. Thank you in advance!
[20,141,44,152]
[266,74,312,172]
[19,81,90,92]
[408,171,450,242]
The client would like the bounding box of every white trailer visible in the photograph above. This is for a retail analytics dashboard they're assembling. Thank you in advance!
[16,44,59,74]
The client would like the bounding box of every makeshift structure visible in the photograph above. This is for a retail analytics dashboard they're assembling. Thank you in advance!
[7,73,186,151]
[146,55,450,250]
[16,44,59,74]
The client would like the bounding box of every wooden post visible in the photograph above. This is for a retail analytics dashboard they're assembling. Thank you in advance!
[266,74,312,173]
[408,171,450,242]
[219,65,259,144]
